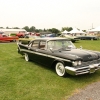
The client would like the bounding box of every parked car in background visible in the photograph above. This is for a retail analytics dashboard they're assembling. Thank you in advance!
[0,34,18,42]
[17,37,100,77]
[18,35,40,44]
[59,34,80,42]
[40,33,56,38]
[77,35,99,40]
[16,32,25,38]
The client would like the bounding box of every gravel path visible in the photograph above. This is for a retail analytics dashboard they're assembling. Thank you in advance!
[68,81,100,100]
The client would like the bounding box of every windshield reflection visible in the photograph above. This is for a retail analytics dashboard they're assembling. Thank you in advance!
[47,40,76,50]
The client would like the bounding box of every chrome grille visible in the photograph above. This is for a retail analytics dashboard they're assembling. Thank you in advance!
[81,59,100,67]
[75,59,100,75]
[76,67,90,75]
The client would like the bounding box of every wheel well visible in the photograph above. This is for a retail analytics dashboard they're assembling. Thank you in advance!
[51,60,65,69]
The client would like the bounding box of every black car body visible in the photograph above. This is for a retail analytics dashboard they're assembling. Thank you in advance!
[77,35,99,40]
[59,34,80,42]
[17,37,100,77]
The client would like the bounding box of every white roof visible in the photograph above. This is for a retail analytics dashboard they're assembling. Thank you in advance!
[62,30,69,34]
[89,26,100,32]
[0,29,26,32]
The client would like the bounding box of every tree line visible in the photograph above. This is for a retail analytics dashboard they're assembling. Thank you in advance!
[0,26,86,34]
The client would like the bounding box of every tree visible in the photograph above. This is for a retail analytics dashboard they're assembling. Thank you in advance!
[48,28,60,33]
[82,30,86,32]
[0,27,4,29]
[61,27,73,32]
[6,26,10,29]
[43,28,46,32]
[22,26,30,32]
[35,29,39,33]
[30,26,35,32]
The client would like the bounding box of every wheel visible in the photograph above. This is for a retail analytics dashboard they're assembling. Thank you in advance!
[17,47,20,53]
[28,41,30,44]
[55,62,66,77]
[72,40,75,43]
[25,53,29,61]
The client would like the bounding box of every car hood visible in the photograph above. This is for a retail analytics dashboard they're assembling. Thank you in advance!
[56,49,100,61]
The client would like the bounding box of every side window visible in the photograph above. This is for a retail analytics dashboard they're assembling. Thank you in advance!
[39,41,46,49]
[31,40,40,49]
[47,41,55,49]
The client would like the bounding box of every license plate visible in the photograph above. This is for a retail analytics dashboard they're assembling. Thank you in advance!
[89,65,95,73]
[90,68,95,73]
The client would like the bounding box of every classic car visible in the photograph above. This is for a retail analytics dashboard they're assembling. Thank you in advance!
[0,34,19,42]
[18,35,40,44]
[17,37,100,77]
[59,34,80,42]
[16,32,25,38]
[77,35,99,40]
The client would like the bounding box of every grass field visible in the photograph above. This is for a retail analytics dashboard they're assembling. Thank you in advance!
[0,40,100,100]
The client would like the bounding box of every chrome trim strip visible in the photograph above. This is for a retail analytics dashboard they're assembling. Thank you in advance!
[20,48,71,62]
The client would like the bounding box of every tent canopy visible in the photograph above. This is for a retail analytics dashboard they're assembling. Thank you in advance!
[89,26,100,32]
[62,30,69,34]
[69,28,85,34]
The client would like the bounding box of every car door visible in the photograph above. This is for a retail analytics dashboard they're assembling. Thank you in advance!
[28,40,55,67]
[28,40,40,62]
[36,40,55,66]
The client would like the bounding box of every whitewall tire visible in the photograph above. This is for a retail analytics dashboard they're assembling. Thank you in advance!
[25,53,29,61]
[55,62,66,77]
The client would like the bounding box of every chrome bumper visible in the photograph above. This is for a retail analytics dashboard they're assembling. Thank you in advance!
[65,63,100,75]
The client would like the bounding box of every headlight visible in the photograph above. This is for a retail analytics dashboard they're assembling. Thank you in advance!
[72,61,82,66]
[72,61,78,66]
[77,61,82,65]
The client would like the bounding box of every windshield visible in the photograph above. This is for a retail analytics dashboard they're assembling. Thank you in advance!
[47,40,76,50]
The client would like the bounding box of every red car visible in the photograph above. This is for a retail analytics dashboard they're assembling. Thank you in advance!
[16,32,25,38]
[0,34,19,42]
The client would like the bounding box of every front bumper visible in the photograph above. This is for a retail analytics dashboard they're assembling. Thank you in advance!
[65,63,100,75]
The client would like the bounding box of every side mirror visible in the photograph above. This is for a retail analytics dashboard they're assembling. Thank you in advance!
[49,48,53,52]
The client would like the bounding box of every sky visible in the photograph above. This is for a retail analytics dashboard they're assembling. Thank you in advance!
[0,0,100,30]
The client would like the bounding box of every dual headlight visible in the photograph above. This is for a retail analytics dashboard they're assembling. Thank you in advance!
[72,61,82,66]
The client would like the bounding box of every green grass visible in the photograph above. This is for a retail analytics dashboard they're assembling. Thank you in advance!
[75,40,100,51]
[0,40,100,100]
